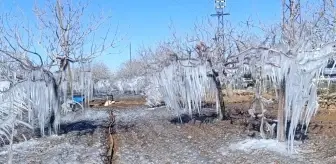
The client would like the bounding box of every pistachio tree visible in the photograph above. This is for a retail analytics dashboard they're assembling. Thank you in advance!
[0,0,117,162]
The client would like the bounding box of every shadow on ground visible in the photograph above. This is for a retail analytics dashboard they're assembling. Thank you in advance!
[34,120,109,137]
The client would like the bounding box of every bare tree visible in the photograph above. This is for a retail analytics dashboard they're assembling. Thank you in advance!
[234,0,336,153]
[0,1,118,162]
[91,62,112,83]
[33,0,118,101]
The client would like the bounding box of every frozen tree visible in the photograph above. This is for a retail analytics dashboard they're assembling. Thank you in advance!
[137,42,178,75]
[113,59,147,94]
[137,43,186,105]
[189,19,263,120]
[113,43,178,96]
[242,0,336,152]
[91,62,113,83]
[183,23,253,119]
[116,60,147,80]
[0,0,117,162]
[76,62,114,95]
[157,57,218,118]
[33,0,118,105]
[122,19,252,118]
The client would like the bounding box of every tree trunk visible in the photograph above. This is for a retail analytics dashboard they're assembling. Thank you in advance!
[226,83,234,98]
[206,60,230,120]
[67,63,73,98]
[213,76,230,120]
[277,79,286,142]
[217,84,226,120]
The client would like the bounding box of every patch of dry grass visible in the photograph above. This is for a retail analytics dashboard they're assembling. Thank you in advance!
[90,97,147,109]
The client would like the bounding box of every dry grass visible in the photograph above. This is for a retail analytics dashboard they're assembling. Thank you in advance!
[90,97,147,109]
[220,90,336,138]
[314,111,336,121]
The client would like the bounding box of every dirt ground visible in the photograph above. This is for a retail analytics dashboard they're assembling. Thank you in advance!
[224,93,336,138]
[1,93,336,164]
[89,96,147,108]
[107,93,336,164]
[0,110,111,164]
[112,106,336,164]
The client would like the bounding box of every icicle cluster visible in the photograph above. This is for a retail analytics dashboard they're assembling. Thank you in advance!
[94,80,112,95]
[73,62,93,105]
[246,53,276,139]
[0,60,95,144]
[157,59,217,116]
[27,70,62,136]
[114,76,147,95]
[0,69,61,143]
[0,82,32,143]
[126,76,147,94]
[144,75,163,107]
[256,41,336,152]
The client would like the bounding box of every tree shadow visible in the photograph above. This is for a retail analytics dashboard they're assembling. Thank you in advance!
[34,120,99,137]
[170,114,193,124]
[59,121,98,135]
[170,113,218,125]
[116,123,135,132]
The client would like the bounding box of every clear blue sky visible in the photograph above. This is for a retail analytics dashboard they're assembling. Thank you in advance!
[1,0,281,71]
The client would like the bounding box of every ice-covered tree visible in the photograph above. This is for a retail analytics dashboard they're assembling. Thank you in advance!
[244,0,336,152]
[118,19,253,119]
[0,0,117,162]
[91,62,113,83]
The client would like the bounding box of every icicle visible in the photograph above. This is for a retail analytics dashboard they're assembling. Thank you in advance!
[156,59,216,116]
[253,38,336,153]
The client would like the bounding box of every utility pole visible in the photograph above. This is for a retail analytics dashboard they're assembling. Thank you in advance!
[210,0,230,120]
[129,42,132,62]
[211,0,229,59]
[282,0,301,24]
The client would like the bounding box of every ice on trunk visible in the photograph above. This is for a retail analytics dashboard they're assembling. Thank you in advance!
[255,38,336,152]
[0,61,94,145]
[156,59,217,116]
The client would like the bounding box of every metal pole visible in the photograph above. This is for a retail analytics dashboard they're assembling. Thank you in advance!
[129,42,132,62]
[211,0,229,60]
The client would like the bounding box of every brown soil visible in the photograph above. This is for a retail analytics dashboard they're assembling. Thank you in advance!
[101,93,336,163]
[112,105,336,164]
[99,92,336,138]
[223,93,336,138]
[90,97,147,109]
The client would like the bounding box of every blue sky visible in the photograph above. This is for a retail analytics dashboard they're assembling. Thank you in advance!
[1,0,282,71]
